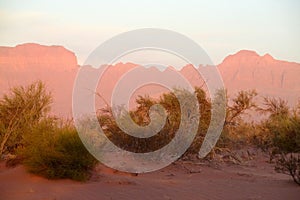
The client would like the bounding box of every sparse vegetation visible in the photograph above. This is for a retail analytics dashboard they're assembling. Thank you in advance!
[1,80,299,185]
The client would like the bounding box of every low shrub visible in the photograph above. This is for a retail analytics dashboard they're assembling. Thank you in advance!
[257,98,300,154]
[266,115,300,153]
[216,90,258,149]
[20,119,98,181]
[258,98,300,186]
[275,153,300,185]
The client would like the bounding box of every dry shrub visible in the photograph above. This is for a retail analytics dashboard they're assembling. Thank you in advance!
[275,153,300,185]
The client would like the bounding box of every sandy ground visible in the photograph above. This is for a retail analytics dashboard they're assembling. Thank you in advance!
[0,153,299,200]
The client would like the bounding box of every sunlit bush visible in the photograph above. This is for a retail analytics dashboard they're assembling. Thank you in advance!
[0,81,52,156]
[258,98,300,153]
[21,119,98,181]
[217,90,257,149]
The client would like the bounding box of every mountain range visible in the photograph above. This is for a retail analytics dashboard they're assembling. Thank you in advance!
[0,43,299,118]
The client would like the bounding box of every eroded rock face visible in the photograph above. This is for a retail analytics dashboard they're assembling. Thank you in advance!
[0,43,78,70]
[218,50,300,105]
[0,43,78,118]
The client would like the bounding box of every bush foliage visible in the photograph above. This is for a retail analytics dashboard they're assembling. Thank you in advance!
[98,88,259,156]
[257,98,300,153]
[0,81,52,156]
[257,97,300,185]
[98,87,211,156]
[0,81,97,181]
[21,119,98,181]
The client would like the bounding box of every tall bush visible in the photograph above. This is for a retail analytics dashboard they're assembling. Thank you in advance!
[0,81,52,156]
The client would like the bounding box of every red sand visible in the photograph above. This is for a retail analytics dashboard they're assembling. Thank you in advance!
[1,153,299,200]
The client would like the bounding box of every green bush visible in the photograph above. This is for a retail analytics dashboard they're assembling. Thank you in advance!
[258,98,300,186]
[216,90,257,149]
[98,92,181,153]
[266,115,300,153]
[98,88,259,157]
[258,98,300,153]
[0,81,52,156]
[21,119,98,181]
[98,87,211,156]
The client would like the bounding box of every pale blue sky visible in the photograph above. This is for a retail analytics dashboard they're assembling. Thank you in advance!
[0,0,299,64]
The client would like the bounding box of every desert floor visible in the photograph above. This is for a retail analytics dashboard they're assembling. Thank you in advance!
[1,151,299,200]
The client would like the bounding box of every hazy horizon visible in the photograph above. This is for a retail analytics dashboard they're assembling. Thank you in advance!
[0,0,299,65]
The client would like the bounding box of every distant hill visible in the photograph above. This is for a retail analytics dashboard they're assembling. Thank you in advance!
[0,43,299,118]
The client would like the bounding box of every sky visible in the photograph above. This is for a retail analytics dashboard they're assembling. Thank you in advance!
[0,0,300,65]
